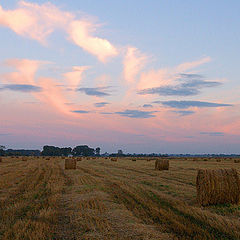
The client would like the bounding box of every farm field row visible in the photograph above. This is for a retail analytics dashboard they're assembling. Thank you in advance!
[0,156,240,239]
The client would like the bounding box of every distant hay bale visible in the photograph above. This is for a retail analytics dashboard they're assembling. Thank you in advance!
[65,158,77,170]
[216,159,221,162]
[196,168,240,206]
[77,157,82,161]
[0,157,2,162]
[155,159,169,171]
[111,158,117,162]
[22,157,27,161]
[234,159,240,163]
[146,159,151,162]
[132,159,136,161]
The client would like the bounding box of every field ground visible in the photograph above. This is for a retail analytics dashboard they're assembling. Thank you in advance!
[0,156,240,240]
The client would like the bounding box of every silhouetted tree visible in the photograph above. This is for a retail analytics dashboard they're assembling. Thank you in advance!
[72,145,95,156]
[95,147,100,156]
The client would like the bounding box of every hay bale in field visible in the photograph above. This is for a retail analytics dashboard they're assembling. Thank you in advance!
[234,159,240,163]
[65,158,77,169]
[77,157,82,161]
[196,168,240,206]
[22,157,27,161]
[0,157,2,162]
[146,159,151,162]
[155,159,169,171]
[216,159,221,162]
[132,159,136,161]
[111,158,117,162]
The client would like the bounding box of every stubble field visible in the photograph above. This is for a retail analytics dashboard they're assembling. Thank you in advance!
[0,156,240,240]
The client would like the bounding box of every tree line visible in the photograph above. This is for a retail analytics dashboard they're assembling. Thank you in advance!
[0,145,101,157]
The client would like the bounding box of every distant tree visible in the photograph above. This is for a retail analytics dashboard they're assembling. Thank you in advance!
[60,147,72,156]
[0,145,6,150]
[117,150,123,156]
[72,145,95,156]
[95,147,100,156]
[42,146,61,156]
[0,149,4,156]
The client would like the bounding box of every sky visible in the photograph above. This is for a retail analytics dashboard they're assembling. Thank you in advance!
[0,1,240,154]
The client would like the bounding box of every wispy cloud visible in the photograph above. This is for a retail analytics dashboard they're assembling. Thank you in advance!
[72,110,90,114]
[0,1,118,62]
[139,85,199,96]
[77,87,110,97]
[94,102,109,107]
[138,73,222,97]
[63,66,89,87]
[115,109,156,119]
[100,112,113,115]
[200,132,224,136]
[0,84,42,92]
[68,21,118,62]
[123,47,147,84]
[158,100,233,109]
[142,104,153,108]
[172,110,195,116]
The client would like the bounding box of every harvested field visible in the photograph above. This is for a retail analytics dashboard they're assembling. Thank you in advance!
[0,156,240,239]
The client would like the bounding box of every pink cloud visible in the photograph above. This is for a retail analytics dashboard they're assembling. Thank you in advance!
[123,47,147,84]
[2,59,46,85]
[0,1,73,44]
[138,57,212,90]
[68,20,118,62]
[35,77,73,115]
[176,56,211,72]
[63,66,89,87]
[0,1,118,61]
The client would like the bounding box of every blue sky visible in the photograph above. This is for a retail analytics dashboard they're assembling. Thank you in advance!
[0,1,239,153]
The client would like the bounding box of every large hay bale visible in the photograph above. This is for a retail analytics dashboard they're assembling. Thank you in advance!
[155,159,169,171]
[196,168,240,206]
[111,158,117,162]
[216,159,221,162]
[234,159,240,163]
[65,158,77,170]
[77,157,82,161]
[132,159,136,162]
[0,157,2,162]
[22,157,27,161]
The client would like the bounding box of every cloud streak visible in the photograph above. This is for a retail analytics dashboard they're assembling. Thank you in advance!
[77,87,110,97]
[158,100,233,109]
[0,84,42,92]
[200,132,224,136]
[138,74,222,97]
[115,109,156,119]
[0,1,118,62]
[172,110,195,116]
[94,102,109,107]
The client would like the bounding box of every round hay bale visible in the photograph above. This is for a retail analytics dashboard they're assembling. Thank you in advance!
[234,159,240,163]
[216,159,221,162]
[132,159,136,162]
[155,159,169,171]
[77,157,82,161]
[65,158,77,170]
[196,168,240,206]
[111,158,117,162]
[0,157,2,162]
[22,157,27,161]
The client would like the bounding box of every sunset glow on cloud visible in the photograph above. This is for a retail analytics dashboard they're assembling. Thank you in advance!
[0,1,239,153]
